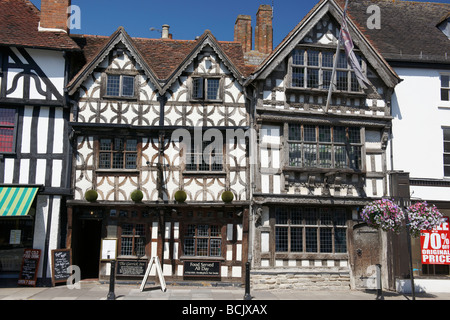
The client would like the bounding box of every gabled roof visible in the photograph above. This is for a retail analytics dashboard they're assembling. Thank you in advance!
[248,0,401,88]
[68,28,251,96]
[0,0,79,51]
[67,27,162,95]
[334,0,450,65]
[162,30,249,92]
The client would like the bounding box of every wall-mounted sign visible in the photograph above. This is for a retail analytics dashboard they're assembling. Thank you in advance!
[101,239,117,260]
[117,260,147,276]
[183,261,220,277]
[421,216,450,265]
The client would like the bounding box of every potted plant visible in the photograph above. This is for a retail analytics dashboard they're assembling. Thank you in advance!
[84,189,98,202]
[131,189,144,202]
[174,190,187,203]
[221,190,234,203]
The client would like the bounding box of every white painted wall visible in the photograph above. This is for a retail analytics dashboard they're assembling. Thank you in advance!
[391,67,450,201]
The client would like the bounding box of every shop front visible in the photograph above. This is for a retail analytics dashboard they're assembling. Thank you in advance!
[0,187,39,284]
[403,204,450,292]
[68,203,249,284]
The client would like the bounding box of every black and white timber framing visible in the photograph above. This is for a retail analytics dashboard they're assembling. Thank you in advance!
[0,45,72,285]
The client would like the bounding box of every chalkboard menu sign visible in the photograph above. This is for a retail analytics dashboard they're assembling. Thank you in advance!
[184,261,220,277]
[18,249,41,287]
[116,260,147,276]
[51,249,72,285]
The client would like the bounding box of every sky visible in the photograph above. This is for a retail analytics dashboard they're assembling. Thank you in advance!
[30,0,450,48]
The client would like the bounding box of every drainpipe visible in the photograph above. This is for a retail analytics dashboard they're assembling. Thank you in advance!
[244,81,258,268]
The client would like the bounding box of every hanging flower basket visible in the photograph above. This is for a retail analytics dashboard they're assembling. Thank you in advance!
[130,189,143,202]
[406,202,444,238]
[360,199,404,233]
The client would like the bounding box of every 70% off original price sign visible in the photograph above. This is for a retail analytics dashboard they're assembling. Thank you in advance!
[421,217,450,265]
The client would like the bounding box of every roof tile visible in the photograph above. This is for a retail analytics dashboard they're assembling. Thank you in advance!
[0,0,79,51]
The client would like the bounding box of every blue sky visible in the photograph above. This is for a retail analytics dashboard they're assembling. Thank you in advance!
[30,0,449,48]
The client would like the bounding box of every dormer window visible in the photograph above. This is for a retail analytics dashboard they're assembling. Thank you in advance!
[105,74,135,98]
[438,17,450,39]
[191,77,222,101]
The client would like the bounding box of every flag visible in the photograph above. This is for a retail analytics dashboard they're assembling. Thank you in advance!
[340,5,371,89]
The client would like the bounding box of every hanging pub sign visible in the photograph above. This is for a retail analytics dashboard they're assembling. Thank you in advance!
[18,249,41,286]
[421,217,450,265]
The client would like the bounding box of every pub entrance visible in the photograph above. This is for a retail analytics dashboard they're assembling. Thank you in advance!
[72,215,102,280]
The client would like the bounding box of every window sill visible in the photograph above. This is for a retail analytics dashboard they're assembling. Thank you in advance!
[102,95,138,101]
[96,169,140,174]
[117,255,148,260]
[285,87,366,98]
[284,166,364,174]
[179,255,225,261]
[184,171,226,176]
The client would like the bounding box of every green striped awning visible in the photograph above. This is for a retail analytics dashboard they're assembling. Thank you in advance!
[0,187,38,217]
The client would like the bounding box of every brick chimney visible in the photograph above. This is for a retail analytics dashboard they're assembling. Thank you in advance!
[255,4,273,54]
[234,15,252,53]
[40,0,71,33]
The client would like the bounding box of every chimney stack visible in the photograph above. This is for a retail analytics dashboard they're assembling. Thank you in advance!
[162,24,171,39]
[40,0,71,33]
[234,15,252,53]
[255,4,273,54]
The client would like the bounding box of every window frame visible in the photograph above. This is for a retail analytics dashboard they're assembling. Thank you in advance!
[97,137,139,171]
[287,124,363,171]
[289,47,364,93]
[0,107,18,155]
[274,207,348,255]
[118,222,147,258]
[184,139,224,173]
[183,224,223,258]
[104,73,137,99]
[190,76,223,102]
[444,127,450,177]
[440,74,450,102]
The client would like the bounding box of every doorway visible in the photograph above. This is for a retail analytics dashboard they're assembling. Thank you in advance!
[75,219,102,280]
[351,223,382,289]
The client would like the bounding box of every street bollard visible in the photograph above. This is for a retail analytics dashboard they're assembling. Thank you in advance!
[375,264,383,300]
[107,260,116,300]
[243,261,252,300]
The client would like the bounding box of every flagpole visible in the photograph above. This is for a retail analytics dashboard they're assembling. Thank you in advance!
[325,0,348,113]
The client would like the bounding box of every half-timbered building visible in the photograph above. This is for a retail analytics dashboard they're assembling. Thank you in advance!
[242,0,402,290]
[339,0,450,293]
[66,25,252,282]
[0,0,79,285]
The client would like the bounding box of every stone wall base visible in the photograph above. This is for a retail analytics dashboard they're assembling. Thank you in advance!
[250,267,351,290]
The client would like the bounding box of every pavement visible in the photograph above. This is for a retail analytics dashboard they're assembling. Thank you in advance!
[0,280,449,301]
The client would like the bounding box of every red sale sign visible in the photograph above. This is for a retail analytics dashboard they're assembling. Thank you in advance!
[421,216,450,265]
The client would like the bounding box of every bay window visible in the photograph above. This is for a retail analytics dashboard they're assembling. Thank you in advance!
[288,124,362,170]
